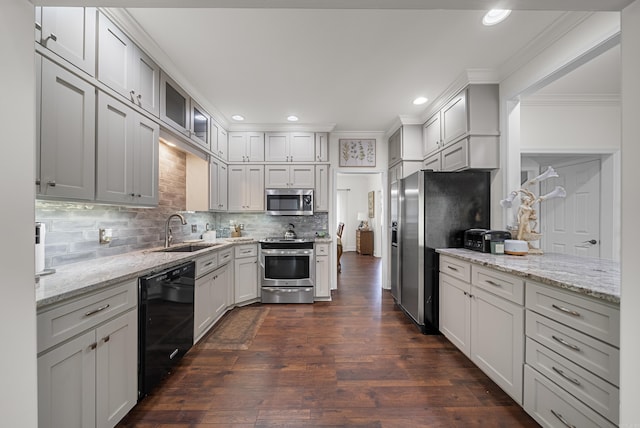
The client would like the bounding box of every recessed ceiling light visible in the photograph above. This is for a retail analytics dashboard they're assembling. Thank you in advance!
[287,115,299,122]
[482,9,511,26]
[413,97,428,105]
[231,114,245,121]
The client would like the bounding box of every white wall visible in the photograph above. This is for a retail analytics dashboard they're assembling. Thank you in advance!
[520,101,621,152]
[0,0,38,426]
[620,1,640,424]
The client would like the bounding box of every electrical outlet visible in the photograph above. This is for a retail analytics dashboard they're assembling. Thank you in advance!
[191,224,197,233]
[239,223,244,230]
[99,228,112,244]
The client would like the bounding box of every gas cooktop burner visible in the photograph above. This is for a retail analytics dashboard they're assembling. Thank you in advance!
[260,237,315,243]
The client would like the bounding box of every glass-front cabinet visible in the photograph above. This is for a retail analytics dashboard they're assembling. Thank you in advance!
[190,100,210,150]
[160,71,189,136]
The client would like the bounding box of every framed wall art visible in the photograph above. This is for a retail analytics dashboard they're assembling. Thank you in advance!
[339,139,376,167]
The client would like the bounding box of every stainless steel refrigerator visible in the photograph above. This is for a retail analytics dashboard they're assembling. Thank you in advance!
[398,170,490,333]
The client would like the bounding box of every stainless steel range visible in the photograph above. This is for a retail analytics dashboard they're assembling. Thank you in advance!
[259,238,315,304]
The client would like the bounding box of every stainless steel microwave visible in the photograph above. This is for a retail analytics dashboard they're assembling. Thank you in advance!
[265,189,314,216]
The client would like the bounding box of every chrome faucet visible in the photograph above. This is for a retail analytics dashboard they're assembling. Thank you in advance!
[164,213,187,248]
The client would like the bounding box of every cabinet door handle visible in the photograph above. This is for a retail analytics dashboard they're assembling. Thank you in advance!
[88,342,97,351]
[35,179,41,186]
[552,366,581,386]
[102,335,110,343]
[130,90,136,101]
[130,193,136,197]
[551,304,581,317]
[137,94,142,104]
[447,266,459,272]
[47,180,56,187]
[552,335,581,351]
[44,33,57,43]
[550,409,576,428]
[35,21,42,31]
[84,303,110,317]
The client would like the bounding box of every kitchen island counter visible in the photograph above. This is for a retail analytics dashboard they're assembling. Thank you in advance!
[437,249,620,304]
[36,239,258,309]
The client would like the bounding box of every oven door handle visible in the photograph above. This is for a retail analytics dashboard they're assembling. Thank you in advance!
[260,249,314,256]
[262,287,314,293]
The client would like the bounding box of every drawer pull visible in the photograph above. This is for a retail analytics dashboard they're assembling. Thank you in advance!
[447,266,459,272]
[551,304,581,317]
[552,335,581,351]
[204,261,214,267]
[550,409,576,428]
[485,280,500,287]
[84,304,110,317]
[552,366,581,386]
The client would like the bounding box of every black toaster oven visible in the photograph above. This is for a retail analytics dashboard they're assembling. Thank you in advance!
[464,229,512,253]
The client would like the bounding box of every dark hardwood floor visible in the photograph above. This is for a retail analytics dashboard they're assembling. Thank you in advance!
[119,251,538,427]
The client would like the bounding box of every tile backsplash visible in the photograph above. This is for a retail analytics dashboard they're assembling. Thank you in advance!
[36,143,329,269]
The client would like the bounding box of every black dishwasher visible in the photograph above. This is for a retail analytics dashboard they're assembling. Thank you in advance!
[138,261,195,400]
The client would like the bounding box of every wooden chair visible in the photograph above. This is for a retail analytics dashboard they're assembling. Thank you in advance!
[336,222,344,273]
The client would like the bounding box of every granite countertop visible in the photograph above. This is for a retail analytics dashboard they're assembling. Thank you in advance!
[36,236,332,309]
[437,248,620,304]
[36,238,257,309]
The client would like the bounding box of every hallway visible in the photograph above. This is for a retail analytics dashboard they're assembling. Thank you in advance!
[119,252,537,427]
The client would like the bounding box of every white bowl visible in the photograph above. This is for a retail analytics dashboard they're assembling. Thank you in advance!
[504,239,528,255]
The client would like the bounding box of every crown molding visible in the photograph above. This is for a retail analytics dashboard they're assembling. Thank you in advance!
[520,93,620,107]
[226,123,337,133]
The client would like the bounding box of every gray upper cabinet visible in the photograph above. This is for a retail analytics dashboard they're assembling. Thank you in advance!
[228,132,265,162]
[36,7,97,77]
[388,125,422,167]
[441,90,468,146]
[96,92,159,206]
[38,55,96,201]
[265,132,315,162]
[315,132,329,162]
[98,13,160,116]
[422,84,499,171]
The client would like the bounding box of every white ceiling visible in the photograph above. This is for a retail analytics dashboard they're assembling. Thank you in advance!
[111,5,623,132]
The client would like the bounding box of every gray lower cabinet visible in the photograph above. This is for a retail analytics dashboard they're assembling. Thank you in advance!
[37,280,138,428]
[234,245,259,303]
[194,252,231,343]
[37,55,96,201]
[524,280,620,427]
[96,92,159,206]
[439,257,524,404]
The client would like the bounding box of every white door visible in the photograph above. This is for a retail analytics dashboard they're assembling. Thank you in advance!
[541,159,601,257]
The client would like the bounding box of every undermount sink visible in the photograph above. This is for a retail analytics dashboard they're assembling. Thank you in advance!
[155,243,222,253]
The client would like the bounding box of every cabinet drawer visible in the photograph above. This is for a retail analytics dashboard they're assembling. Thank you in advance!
[196,252,218,277]
[439,256,471,283]
[218,248,233,266]
[526,311,619,386]
[315,243,329,256]
[526,338,619,424]
[37,279,137,353]
[235,244,257,258]
[526,281,620,347]
[472,265,524,305]
[524,365,617,428]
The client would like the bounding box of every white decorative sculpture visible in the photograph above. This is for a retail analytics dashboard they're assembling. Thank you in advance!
[500,166,567,254]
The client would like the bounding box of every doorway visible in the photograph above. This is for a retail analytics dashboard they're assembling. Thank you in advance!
[333,171,387,289]
[521,153,618,260]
